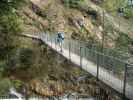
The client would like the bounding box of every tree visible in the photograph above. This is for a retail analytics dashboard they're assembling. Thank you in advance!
[0,0,26,15]
[0,0,26,59]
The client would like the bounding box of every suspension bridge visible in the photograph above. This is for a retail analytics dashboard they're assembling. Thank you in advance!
[23,33,133,100]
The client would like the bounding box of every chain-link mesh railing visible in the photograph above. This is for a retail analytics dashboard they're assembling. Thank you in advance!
[22,32,133,100]
[38,34,133,98]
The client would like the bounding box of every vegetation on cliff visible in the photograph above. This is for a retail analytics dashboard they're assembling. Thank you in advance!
[0,0,132,98]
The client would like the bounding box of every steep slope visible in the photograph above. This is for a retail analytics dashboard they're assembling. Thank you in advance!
[9,36,122,99]
[24,0,132,46]
[22,0,103,46]
[0,0,131,98]
[20,0,132,60]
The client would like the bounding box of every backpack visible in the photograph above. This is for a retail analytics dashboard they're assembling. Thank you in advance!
[61,33,64,40]
[58,32,64,40]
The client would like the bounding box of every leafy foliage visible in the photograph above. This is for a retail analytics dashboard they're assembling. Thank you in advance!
[0,61,7,77]
[19,48,34,68]
[0,14,23,60]
[0,0,26,59]
[12,79,23,90]
[0,2,26,93]
[100,0,133,19]
[0,0,26,15]
[116,33,132,51]
[62,0,84,8]
[0,78,12,95]
[124,6,133,18]
[0,14,22,34]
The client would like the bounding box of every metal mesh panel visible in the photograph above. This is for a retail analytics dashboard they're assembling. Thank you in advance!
[63,38,71,54]
[32,33,133,100]
[70,39,78,54]
[98,53,125,93]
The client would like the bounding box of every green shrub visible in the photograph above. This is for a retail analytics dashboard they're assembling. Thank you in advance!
[63,0,84,8]
[116,33,130,47]
[101,0,133,19]
[12,79,23,90]
[0,78,12,95]
[124,6,133,18]
[0,61,7,77]
[19,48,34,68]
[0,14,23,60]
[115,33,132,55]
[0,0,26,60]
[0,14,23,34]
[0,0,26,15]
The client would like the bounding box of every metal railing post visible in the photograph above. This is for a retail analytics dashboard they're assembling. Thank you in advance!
[80,47,82,68]
[123,63,127,100]
[97,53,99,81]
[61,41,63,52]
[69,39,71,60]
[47,34,48,42]
[39,32,40,39]
[85,46,87,70]
[55,37,56,49]
[51,36,52,47]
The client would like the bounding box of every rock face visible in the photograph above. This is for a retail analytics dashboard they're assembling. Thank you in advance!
[28,74,122,100]
[29,79,65,96]
[20,0,133,57]
[29,73,80,96]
